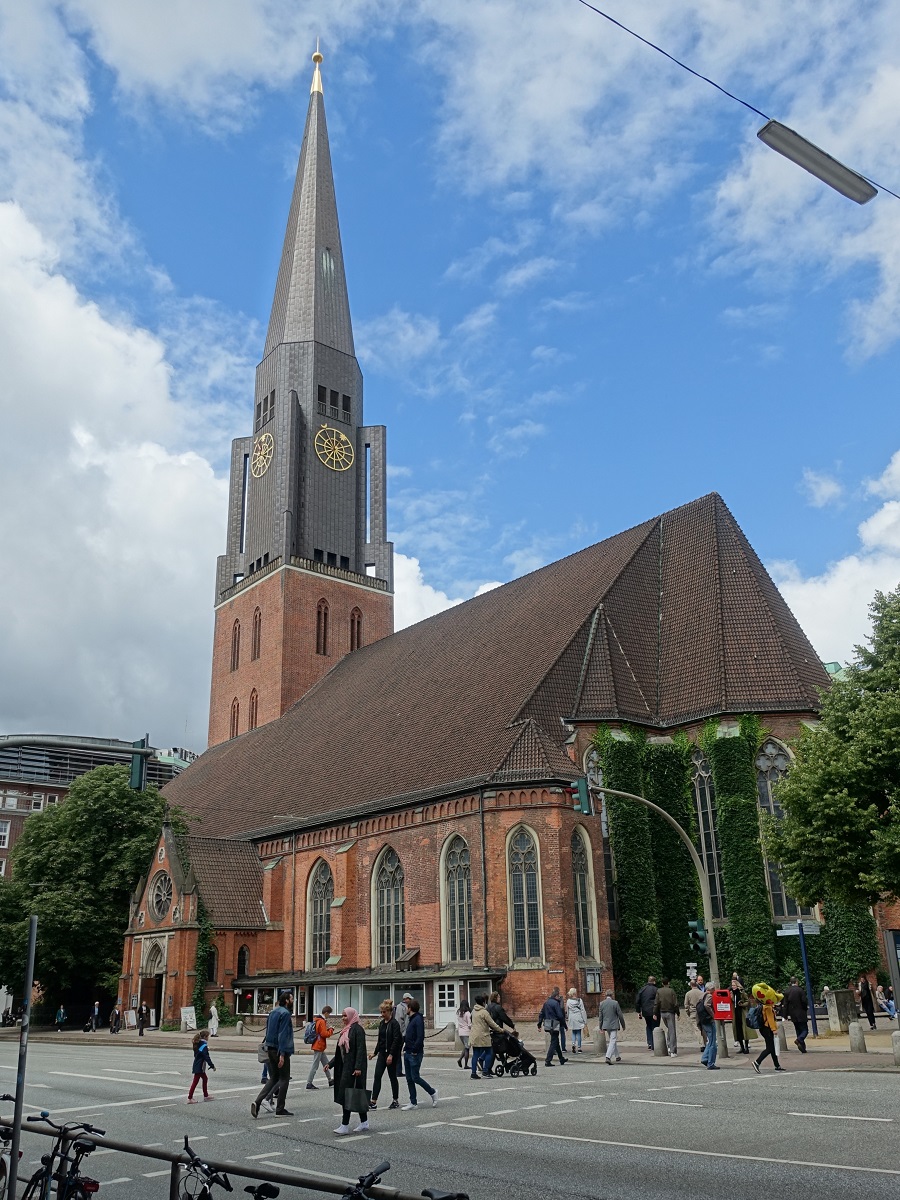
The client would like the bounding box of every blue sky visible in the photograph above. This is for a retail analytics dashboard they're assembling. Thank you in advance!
[1,1,899,750]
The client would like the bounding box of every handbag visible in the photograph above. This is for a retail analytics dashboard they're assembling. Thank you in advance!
[257,1040,270,1063]
[344,1086,371,1114]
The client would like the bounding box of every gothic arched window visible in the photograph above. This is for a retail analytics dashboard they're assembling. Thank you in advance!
[375,848,405,965]
[237,945,250,977]
[350,607,363,652]
[309,860,334,969]
[572,828,593,958]
[229,698,240,739]
[248,689,259,731]
[206,945,218,984]
[585,747,616,924]
[251,607,262,660]
[508,827,541,960]
[755,739,814,920]
[316,600,329,656]
[444,836,472,962]
[230,620,241,671]
[692,749,725,919]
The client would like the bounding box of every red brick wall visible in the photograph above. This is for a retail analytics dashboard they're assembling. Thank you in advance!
[208,564,393,747]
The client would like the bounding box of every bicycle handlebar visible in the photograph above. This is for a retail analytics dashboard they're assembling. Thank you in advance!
[0,1094,13,1103]
[358,1161,390,1189]
[184,1136,233,1192]
[26,1114,106,1137]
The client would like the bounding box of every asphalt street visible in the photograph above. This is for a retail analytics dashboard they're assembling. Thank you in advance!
[1,1041,898,1200]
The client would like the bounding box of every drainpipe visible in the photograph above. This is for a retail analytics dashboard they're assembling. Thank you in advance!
[479,787,489,967]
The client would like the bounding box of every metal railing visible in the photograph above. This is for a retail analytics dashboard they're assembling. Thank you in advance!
[0,1118,455,1200]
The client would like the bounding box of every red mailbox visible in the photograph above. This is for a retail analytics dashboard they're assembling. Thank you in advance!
[712,988,733,1021]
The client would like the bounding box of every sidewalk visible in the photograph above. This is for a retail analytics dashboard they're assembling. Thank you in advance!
[3,1020,897,1072]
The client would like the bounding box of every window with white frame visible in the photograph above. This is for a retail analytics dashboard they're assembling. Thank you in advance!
[0,820,9,849]
[375,848,405,965]
[309,860,334,969]
[0,858,6,876]
[31,795,44,812]
[508,827,542,959]
[444,836,472,962]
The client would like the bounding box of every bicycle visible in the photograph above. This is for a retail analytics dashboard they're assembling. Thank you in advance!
[180,1136,233,1198]
[243,1184,278,1198]
[19,1112,104,1199]
[341,1161,468,1200]
[0,1094,20,1200]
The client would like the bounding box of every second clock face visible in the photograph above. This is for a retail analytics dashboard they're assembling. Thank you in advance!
[315,424,354,471]
[250,432,275,478]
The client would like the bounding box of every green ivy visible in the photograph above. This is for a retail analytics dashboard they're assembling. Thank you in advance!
[592,727,662,994]
[819,893,880,987]
[191,900,215,1019]
[644,738,697,983]
[700,717,776,984]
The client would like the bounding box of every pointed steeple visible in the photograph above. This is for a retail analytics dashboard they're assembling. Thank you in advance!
[264,50,354,358]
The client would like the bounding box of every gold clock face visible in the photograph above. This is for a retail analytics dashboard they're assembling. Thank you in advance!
[250,432,274,478]
[314,424,354,471]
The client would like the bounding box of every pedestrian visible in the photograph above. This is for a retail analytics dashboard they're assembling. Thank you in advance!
[401,998,436,1109]
[208,1001,219,1038]
[654,978,679,1057]
[876,984,896,1019]
[394,993,412,1077]
[331,1007,369,1134]
[109,1005,121,1035]
[455,999,472,1070]
[750,985,784,1073]
[90,1000,101,1033]
[635,975,659,1051]
[369,999,401,1110]
[537,986,568,1067]
[187,1030,216,1102]
[470,995,504,1079]
[730,974,750,1054]
[137,1001,150,1037]
[697,985,718,1069]
[54,1004,67,1032]
[487,991,514,1032]
[566,989,588,1053]
[858,976,877,1031]
[251,990,295,1118]
[783,976,809,1053]
[598,989,625,1063]
[306,1004,335,1090]
[684,976,705,1047]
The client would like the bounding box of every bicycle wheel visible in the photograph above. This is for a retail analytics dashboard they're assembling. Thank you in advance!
[20,1168,51,1200]
[0,1156,7,1200]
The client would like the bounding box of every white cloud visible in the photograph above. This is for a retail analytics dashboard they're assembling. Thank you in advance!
[498,255,560,293]
[393,552,463,628]
[356,306,442,373]
[800,468,844,508]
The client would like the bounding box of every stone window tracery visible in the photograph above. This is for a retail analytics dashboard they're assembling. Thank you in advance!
[445,836,472,962]
[310,860,334,969]
[149,872,173,921]
[755,739,814,920]
[691,749,726,919]
[375,848,405,965]
[508,827,541,959]
[572,828,593,958]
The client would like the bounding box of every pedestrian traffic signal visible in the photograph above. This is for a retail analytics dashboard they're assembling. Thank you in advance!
[130,735,149,792]
[564,778,592,815]
[688,918,709,956]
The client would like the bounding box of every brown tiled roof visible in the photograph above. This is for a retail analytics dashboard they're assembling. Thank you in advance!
[166,493,828,840]
[183,836,266,928]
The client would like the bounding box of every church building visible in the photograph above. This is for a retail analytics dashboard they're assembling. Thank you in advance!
[120,55,830,1029]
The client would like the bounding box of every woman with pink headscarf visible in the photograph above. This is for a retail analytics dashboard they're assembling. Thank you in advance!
[329,1007,368,1134]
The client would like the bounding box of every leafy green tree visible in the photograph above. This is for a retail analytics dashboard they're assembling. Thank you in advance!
[0,766,174,1002]
[773,586,900,905]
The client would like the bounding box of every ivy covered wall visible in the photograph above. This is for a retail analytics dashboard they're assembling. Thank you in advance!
[644,737,697,983]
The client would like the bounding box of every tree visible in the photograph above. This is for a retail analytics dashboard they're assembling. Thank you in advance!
[772,585,900,905]
[0,766,175,1002]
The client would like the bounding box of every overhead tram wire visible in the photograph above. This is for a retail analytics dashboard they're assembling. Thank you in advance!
[572,0,900,203]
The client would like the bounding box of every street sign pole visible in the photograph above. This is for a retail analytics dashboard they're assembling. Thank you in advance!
[8,914,37,1198]
[797,921,819,1038]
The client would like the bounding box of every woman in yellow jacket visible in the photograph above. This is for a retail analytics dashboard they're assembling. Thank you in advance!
[751,992,785,1073]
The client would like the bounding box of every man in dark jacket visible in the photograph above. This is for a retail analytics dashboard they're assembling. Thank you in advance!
[654,978,680,1056]
[783,977,809,1052]
[538,987,567,1067]
[635,976,659,1050]
[401,999,437,1108]
[251,991,295,1117]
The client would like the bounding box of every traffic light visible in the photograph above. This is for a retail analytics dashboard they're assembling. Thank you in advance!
[688,918,709,957]
[564,778,592,815]
[130,735,149,792]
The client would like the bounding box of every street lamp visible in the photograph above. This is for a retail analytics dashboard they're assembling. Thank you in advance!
[757,120,877,204]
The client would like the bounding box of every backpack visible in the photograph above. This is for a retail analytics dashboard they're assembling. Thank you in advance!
[303,1019,318,1044]
[745,1004,762,1030]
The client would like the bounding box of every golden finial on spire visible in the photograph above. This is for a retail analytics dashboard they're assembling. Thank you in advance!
[311,41,323,94]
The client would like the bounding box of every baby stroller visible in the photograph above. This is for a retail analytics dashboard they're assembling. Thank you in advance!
[490,1029,537,1077]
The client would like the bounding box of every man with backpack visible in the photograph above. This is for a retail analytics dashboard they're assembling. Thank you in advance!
[251,991,295,1117]
[305,1005,335,1089]
[697,984,718,1069]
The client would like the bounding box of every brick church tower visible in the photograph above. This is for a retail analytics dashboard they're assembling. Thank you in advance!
[208,53,393,748]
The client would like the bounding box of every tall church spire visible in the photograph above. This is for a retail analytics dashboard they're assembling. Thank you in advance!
[264,50,354,358]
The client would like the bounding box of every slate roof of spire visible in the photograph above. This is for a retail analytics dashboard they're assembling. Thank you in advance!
[263,59,354,358]
[166,493,828,840]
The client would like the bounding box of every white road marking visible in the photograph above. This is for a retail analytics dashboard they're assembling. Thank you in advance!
[453,1123,900,1176]
[142,1170,172,1178]
[217,1131,242,1137]
[551,1098,579,1105]
[486,1109,518,1115]
[416,1121,446,1128]
[50,1072,184,1092]
[295,1118,323,1124]
[100,1178,132,1185]
[175,1135,207,1142]
[789,1112,893,1122]
[629,1099,703,1108]
[102,1069,180,1076]
[246,1151,283,1159]
[453,1114,482,1122]
[260,1121,291,1130]
[520,1104,547,1110]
